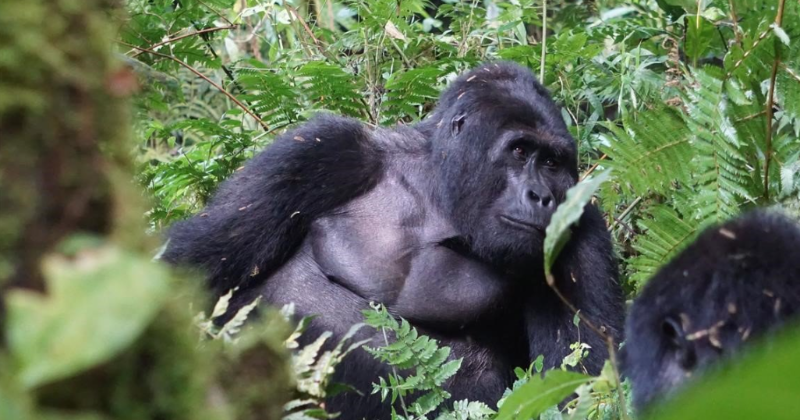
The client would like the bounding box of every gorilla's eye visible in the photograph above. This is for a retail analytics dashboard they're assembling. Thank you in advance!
[543,157,559,168]
[512,146,529,161]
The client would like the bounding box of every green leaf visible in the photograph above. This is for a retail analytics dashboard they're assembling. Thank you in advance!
[685,17,716,63]
[544,170,612,279]
[0,356,31,420]
[5,244,171,389]
[772,23,790,46]
[602,108,692,197]
[495,370,591,420]
[628,205,700,285]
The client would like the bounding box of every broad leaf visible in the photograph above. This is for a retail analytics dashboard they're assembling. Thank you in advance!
[5,244,171,388]
[544,170,612,279]
[495,370,591,420]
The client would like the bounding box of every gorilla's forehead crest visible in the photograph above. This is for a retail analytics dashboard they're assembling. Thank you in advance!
[435,62,570,136]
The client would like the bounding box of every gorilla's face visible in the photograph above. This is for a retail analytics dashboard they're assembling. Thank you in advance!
[423,62,578,266]
[434,107,578,265]
[485,127,577,251]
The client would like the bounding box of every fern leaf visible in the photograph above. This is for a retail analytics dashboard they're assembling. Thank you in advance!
[628,205,699,285]
[296,61,366,118]
[236,62,301,128]
[602,108,692,197]
[684,69,757,223]
[383,65,446,122]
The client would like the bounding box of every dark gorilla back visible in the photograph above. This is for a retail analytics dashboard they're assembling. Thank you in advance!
[623,210,800,411]
[165,62,624,419]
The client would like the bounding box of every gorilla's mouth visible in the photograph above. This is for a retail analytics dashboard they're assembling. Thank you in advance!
[499,215,546,234]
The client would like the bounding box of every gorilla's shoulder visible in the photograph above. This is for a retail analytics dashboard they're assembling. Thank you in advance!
[373,123,430,155]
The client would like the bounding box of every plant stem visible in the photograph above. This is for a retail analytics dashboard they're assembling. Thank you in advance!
[121,42,270,131]
[129,26,236,58]
[540,0,547,82]
[763,0,787,200]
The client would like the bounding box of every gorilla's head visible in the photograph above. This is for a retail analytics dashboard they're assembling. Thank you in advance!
[419,62,578,265]
[622,211,800,411]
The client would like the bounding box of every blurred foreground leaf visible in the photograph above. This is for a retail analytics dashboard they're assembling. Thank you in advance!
[495,370,591,420]
[6,244,171,388]
[544,170,612,279]
[650,327,800,420]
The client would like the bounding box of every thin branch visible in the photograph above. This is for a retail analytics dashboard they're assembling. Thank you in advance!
[121,42,269,131]
[781,62,800,83]
[544,275,630,420]
[129,25,236,58]
[726,25,775,78]
[285,4,334,61]
[727,0,743,45]
[608,196,642,232]
[539,0,547,82]
[763,0,787,200]
[735,110,767,123]
[580,154,607,181]
[196,0,234,25]
[169,0,242,94]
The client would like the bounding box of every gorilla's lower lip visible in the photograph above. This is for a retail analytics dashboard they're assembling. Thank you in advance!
[499,215,545,233]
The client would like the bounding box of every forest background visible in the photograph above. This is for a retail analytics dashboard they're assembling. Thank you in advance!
[1,0,800,419]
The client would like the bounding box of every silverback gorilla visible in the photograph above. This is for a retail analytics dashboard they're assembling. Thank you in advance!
[623,210,800,411]
[164,62,624,418]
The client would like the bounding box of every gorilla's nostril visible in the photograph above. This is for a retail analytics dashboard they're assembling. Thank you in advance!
[527,190,541,202]
[541,196,552,207]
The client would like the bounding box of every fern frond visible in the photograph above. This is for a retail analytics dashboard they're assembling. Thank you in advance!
[777,41,800,122]
[296,61,366,118]
[685,69,757,223]
[236,63,301,128]
[601,108,692,198]
[628,205,699,285]
[382,65,446,122]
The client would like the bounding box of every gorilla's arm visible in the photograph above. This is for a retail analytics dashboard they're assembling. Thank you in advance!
[163,115,384,295]
[526,205,624,374]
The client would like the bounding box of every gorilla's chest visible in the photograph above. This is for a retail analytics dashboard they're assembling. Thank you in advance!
[308,172,514,326]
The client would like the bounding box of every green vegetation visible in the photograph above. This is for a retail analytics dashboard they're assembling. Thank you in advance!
[2,0,800,419]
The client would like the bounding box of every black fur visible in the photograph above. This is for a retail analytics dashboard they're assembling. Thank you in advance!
[165,62,624,419]
[622,210,800,412]
[164,115,382,296]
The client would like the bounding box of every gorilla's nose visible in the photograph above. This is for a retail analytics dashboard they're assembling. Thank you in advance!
[526,187,554,208]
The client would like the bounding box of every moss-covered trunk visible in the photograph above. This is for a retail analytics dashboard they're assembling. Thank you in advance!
[0,2,291,419]
[0,0,138,294]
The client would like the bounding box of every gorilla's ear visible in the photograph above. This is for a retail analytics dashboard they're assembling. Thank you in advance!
[451,114,466,135]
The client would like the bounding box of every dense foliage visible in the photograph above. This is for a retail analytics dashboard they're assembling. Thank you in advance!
[2,0,800,419]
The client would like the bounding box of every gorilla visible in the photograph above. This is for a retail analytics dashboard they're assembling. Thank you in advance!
[623,210,800,412]
[164,62,624,418]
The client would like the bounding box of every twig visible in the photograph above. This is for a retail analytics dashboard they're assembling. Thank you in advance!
[196,0,233,25]
[171,0,243,94]
[285,4,333,61]
[611,215,637,236]
[728,0,742,45]
[456,0,480,57]
[726,25,775,78]
[580,154,607,181]
[539,0,547,82]
[781,62,800,83]
[763,0,787,201]
[609,196,642,232]
[735,110,767,123]
[121,42,269,131]
[129,26,236,58]
[544,277,630,420]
